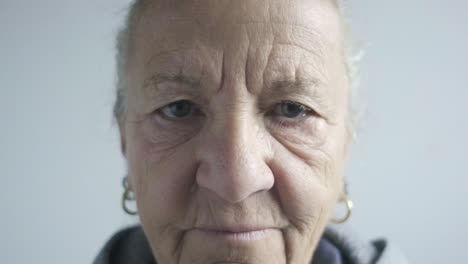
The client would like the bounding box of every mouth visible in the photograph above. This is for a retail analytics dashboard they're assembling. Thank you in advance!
[195,226,277,241]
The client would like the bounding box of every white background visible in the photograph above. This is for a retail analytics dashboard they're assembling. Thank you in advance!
[1,0,467,263]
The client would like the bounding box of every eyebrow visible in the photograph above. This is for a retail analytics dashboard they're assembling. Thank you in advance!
[268,78,326,103]
[270,78,321,94]
[143,73,326,106]
[144,73,200,90]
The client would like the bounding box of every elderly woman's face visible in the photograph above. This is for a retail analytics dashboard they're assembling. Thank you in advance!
[122,0,349,263]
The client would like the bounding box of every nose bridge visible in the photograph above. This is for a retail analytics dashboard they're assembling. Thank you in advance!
[196,99,274,203]
[219,110,257,174]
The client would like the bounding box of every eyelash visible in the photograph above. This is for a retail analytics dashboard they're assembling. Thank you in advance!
[155,100,317,127]
[268,101,317,128]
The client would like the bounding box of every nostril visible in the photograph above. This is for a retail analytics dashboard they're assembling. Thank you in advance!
[195,158,275,204]
[194,124,275,203]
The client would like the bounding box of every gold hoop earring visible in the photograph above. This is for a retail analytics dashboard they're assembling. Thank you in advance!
[121,176,138,216]
[331,195,353,224]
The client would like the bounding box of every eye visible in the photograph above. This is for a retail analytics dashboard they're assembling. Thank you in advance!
[272,101,313,118]
[159,100,196,119]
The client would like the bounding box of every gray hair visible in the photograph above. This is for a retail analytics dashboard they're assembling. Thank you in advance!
[113,0,360,135]
[113,0,143,122]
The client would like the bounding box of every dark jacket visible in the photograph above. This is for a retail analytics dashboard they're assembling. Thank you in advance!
[93,225,408,264]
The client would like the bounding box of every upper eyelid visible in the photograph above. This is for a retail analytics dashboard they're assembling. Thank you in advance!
[159,100,198,110]
[269,101,317,117]
[158,100,203,116]
[158,99,316,116]
[156,100,320,128]
[259,99,319,115]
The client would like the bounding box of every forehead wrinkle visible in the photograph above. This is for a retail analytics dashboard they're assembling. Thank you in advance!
[143,45,209,81]
[137,1,332,50]
[271,22,327,62]
[271,42,326,71]
[261,43,327,92]
[133,1,342,100]
[144,48,194,70]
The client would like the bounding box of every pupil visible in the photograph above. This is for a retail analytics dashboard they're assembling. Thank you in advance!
[170,101,191,117]
[283,103,303,118]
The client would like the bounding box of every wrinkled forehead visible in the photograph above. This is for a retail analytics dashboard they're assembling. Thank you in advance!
[128,0,347,98]
[132,0,344,55]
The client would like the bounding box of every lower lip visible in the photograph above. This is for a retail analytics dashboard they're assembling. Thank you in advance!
[198,228,275,241]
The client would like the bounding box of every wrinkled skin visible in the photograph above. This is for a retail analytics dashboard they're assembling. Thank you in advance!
[120,0,350,263]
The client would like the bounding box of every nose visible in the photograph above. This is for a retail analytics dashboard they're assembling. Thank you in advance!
[195,111,275,203]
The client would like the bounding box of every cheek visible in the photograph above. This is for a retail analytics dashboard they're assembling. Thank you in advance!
[125,121,198,235]
[270,151,336,232]
[268,125,345,229]
[272,118,346,184]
